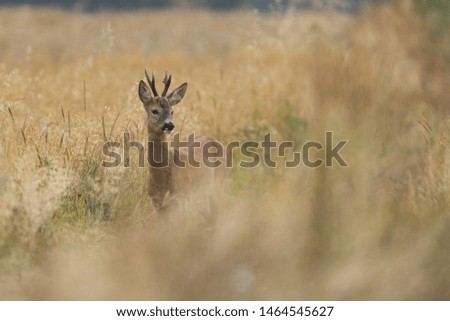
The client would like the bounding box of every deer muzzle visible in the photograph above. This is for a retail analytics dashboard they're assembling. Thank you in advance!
[162,122,175,133]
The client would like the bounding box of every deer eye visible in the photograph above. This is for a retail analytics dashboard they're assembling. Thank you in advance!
[151,109,159,115]
[171,111,174,115]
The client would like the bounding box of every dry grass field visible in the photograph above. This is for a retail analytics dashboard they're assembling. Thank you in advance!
[0,1,449,300]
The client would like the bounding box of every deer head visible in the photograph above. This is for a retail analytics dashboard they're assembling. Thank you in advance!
[138,70,188,134]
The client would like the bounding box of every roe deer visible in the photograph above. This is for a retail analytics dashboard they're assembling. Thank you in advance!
[138,70,226,213]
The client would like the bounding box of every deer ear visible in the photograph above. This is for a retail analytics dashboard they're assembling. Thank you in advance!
[139,80,152,104]
[167,83,188,106]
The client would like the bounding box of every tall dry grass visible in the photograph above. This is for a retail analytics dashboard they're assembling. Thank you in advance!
[0,2,449,300]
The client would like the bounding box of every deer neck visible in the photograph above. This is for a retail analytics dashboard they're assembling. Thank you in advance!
[147,129,173,207]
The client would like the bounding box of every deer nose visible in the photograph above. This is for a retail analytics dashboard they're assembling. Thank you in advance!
[162,122,174,133]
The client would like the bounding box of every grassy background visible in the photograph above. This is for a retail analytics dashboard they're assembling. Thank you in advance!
[0,1,449,299]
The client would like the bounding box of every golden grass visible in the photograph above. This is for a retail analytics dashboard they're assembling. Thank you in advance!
[0,3,449,300]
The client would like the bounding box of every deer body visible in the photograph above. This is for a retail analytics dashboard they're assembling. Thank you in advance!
[139,71,226,212]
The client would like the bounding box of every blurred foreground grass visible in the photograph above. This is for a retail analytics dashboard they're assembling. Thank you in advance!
[0,2,449,299]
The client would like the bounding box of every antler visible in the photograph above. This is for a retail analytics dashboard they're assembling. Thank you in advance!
[161,72,172,97]
[145,70,159,97]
